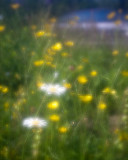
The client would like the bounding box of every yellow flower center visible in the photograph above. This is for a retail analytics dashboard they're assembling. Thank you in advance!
[32,120,40,126]
[50,87,57,93]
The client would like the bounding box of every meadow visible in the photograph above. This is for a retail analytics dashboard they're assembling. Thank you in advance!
[1,5,128,160]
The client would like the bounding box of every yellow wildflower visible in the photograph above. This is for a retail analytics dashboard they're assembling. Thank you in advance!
[5,124,9,128]
[51,64,56,68]
[90,70,97,77]
[12,112,18,119]
[107,12,116,19]
[4,102,9,110]
[51,42,62,51]
[114,128,119,134]
[65,41,74,47]
[0,25,5,32]
[119,132,128,141]
[45,62,56,68]
[102,87,111,94]
[34,60,44,66]
[35,30,45,37]
[63,83,72,89]
[31,91,35,94]
[44,55,53,61]
[36,82,44,88]
[77,75,88,84]
[23,98,27,104]
[2,87,8,93]
[79,94,93,103]
[61,52,68,57]
[49,115,60,121]
[59,127,68,133]
[46,61,52,66]
[77,65,83,70]
[0,146,8,157]
[110,89,116,95]
[10,3,20,9]
[98,102,107,110]
[102,87,116,95]
[47,48,56,55]
[125,52,128,57]
[31,51,35,55]
[47,101,59,110]
[122,71,128,77]
[112,50,119,55]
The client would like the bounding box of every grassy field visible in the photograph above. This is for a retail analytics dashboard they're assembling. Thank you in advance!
[1,9,128,160]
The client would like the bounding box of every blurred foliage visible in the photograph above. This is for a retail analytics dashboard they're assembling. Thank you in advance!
[0,0,128,16]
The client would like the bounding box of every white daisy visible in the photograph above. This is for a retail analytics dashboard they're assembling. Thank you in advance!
[40,83,67,96]
[22,117,47,128]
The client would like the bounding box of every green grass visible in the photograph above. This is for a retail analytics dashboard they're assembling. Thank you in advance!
[1,14,128,160]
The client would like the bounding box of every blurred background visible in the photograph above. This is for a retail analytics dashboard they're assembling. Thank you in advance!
[0,0,128,16]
